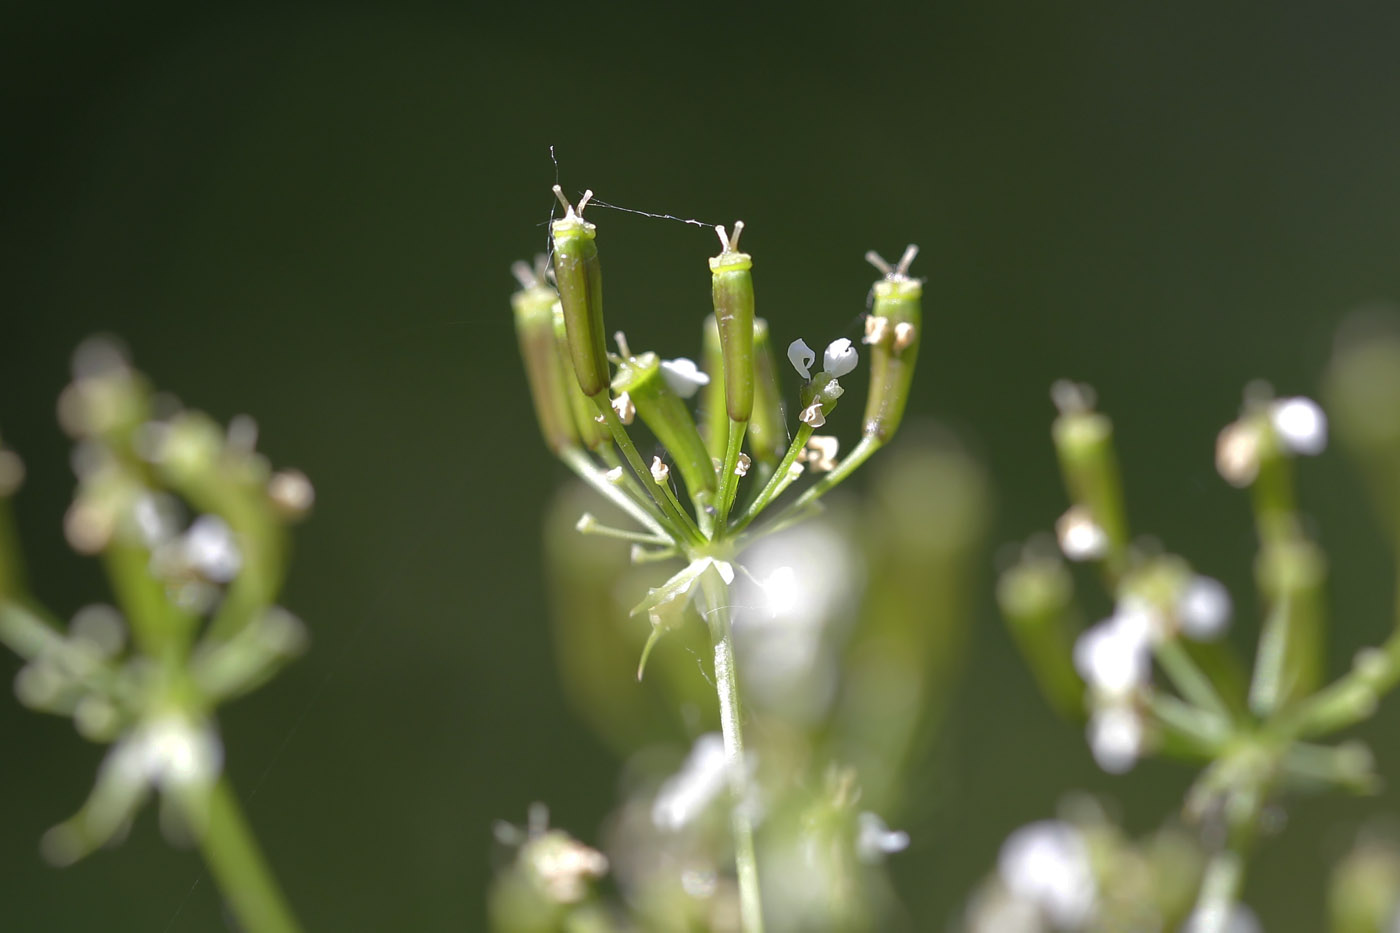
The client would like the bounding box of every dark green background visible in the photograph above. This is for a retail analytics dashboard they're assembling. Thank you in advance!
[5,3,1400,929]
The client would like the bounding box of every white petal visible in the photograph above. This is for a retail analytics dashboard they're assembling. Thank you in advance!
[1178,575,1232,641]
[856,811,909,863]
[1088,706,1142,774]
[788,339,816,380]
[660,358,710,398]
[183,516,241,583]
[1271,396,1328,455]
[1073,618,1150,696]
[823,338,858,377]
[997,820,1097,926]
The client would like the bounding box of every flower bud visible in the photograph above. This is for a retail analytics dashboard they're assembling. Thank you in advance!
[1050,381,1130,576]
[511,259,577,454]
[550,187,609,397]
[861,246,921,442]
[611,351,716,499]
[709,223,755,422]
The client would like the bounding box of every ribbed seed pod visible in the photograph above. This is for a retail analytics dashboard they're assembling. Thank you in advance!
[510,260,576,454]
[612,352,716,499]
[550,187,609,397]
[700,315,729,461]
[862,246,922,442]
[708,223,755,422]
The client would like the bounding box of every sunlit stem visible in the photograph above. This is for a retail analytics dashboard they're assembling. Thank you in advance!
[731,424,812,535]
[593,396,703,546]
[560,447,668,540]
[1155,638,1233,722]
[575,514,669,546]
[767,435,883,529]
[1148,693,1232,756]
[716,419,748,532]
[699,570,764,933]
[191,778,303,933]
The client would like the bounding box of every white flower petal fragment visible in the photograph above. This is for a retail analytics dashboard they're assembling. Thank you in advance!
[788,339,816,380]
[1270,396,1328,455]
[659,357,710,399]
[823,338,858,377]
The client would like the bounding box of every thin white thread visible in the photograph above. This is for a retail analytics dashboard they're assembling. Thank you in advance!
[586,197,720,230]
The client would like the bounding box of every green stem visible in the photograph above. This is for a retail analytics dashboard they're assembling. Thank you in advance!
[1155,638,1232,723]
[699,571,764,933]
[192,778,302,933]
[731,425,812,535]
[1188,792,1262,933]
[593,397,703,546]
[560,447,668,539]
[716,419,748,532]
[785,435,882,517]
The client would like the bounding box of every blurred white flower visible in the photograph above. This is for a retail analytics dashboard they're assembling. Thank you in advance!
[1178,575,1232,641]
[1270,396,1327,455]
[660,357,710,399]
[1087,704,1143,774]
[1055,505,1108,561]
[182,515,242,583]
[1074,614,1151,697]
[856,811,909,863]
[997,820,1097,928]
[652,733,728,831]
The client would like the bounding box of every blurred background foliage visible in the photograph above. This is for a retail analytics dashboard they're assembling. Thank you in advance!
[5,2,1400,929]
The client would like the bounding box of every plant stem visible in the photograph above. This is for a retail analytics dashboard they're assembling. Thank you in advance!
[192,778,302,933]
[716,419,748,531]
[700,570,764,933]
[561,447,669,539]
[731,424,812,535]
[1155,638,1232,723]
[593,396,703,546]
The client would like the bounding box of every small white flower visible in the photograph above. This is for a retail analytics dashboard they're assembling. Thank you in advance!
[1087,704,1143,774]
[1074,616,1151,697]
[183,515,242,583]
[1055,505,1108,561]
[1178,575,1232,641]
[604,466,624,484]
[660,358,710,399]
[734,453,752,477]
[611,391,635,425]
[788,339,816,380]
[110,715,223,790]
[893,321,917,352]
[652,733,728,830]
[997,820,1097,927]
[823,338,858,377]
[1270,396,1327,455]
[799,400,827,428]
[856,811,909,863]
[649,456,670,484]
[863,315,890,345]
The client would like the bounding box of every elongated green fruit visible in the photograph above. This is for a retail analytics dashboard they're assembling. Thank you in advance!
[700,315,729,460]
[550,186,609,397]
[709,223,755,422]
[862,246,922,442]
[613,351,716,498]
[510,259,576,454]
[748,318,785,466]
[553,305,606,450]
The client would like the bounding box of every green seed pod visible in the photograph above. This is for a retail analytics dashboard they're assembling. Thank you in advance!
[709,223,755,422]
[552,305,606,450]
[997,549,1085,721]
[612,351,716,499]
[861,246,922,442]
[748,318,786,466]
[510,259,577,454]
[550,186,609,397]
[700,314,729,460]
[1049,380,1130,578]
